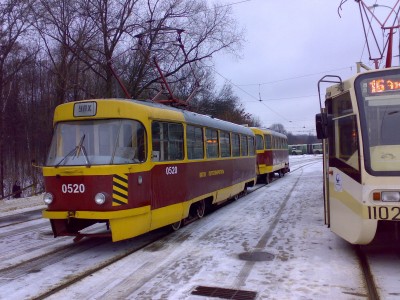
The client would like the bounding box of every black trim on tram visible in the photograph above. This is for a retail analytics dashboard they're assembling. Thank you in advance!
[328,157,362,183]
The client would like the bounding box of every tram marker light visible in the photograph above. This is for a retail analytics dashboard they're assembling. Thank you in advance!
[381,191,400,202]
[373,192,381,201]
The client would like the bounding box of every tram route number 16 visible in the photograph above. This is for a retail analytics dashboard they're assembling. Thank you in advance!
[61,183,85,194]
[368,206,400,221]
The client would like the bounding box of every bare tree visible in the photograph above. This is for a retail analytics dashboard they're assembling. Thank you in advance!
[0,0,36,198]
[128,0,243,99]
[269,123,288,135]
[33,0,98,103]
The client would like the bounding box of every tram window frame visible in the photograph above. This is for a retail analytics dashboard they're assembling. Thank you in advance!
[220,131,231,157]
[206,128,219,158]
[187,125,204,159]
[46,119,146,166]
[151,121,184,162]
[187,125,204,160]
[232,133,240,157]
[255,134,264,150]
[353,70,400,175]
[248,136,255,155]
[327,93,361,180]
[241,135,248,156]
[265,135,271,149]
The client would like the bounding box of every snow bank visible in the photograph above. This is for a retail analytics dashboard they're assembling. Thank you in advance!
[0,194,45,217]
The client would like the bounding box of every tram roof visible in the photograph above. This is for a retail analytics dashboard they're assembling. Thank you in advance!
[55,98,253,136]
[135,99,254,135]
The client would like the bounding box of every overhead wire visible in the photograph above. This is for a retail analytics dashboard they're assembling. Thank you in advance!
[236,66,353,86]
[209,65,291,122]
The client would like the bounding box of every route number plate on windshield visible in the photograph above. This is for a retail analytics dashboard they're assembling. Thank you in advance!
[74,102,97,117]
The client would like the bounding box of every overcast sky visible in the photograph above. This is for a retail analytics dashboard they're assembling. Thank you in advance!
[209,0,399,134]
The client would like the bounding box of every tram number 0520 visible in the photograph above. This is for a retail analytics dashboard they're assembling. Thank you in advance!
[368,206,400,221]
[61,183,85,194]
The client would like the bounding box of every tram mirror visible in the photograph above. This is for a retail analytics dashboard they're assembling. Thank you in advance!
[316,113,328,139]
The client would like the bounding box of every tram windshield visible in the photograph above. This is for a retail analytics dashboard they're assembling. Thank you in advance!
[46,119,146,166]
[357,72,400,174]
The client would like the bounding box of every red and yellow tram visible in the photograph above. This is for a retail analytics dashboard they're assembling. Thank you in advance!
[42,99,257,241]
[251,127,290,183]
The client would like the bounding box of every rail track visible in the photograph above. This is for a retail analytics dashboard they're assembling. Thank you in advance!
[354,223,400,300]
[0,156,342,299]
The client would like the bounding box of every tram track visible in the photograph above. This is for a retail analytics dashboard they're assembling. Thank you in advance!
[33,234,165,300]
[354,246,380,300]
[45,161,317,299]
[2,173,289,298]
[0,209,42,229]
[352,225,400,299]
[0,226,172,299]
[0,157,323,298]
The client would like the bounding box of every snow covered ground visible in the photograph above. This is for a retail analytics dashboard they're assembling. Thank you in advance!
[1,155,399,299]
[0,195,45,217]
[46,158,366,300]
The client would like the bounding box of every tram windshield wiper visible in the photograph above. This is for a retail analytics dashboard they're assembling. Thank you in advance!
[55,134,91,167]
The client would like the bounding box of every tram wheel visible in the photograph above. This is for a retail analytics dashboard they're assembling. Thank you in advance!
[196,200,206,218]
[240,187,248,197]
[265,173,270,184]
[171,220,182,231]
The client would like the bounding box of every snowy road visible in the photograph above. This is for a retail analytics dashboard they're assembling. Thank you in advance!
[1,156,400,299]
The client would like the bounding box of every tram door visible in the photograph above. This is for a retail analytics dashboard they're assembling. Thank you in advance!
[322,138,330,226]
[325,92,361,228]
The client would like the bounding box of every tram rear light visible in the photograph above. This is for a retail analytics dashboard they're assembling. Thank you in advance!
[381,192,400,202]
[43,193,54,205]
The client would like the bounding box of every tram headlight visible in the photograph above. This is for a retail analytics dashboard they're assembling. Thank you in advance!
[381,191,400,202]
[94,193,106,205]
[43,193,54,205]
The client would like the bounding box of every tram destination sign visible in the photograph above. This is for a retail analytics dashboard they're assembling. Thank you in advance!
[74,102,97,117]
[368,78,400,94]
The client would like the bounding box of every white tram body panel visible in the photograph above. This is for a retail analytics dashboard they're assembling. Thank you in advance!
[318,68,400,244]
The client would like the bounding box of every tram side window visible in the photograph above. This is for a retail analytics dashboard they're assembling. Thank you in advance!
[220,131,231,157]
[152,122,183,161]
[328,93,360,171]
[255,134,263,150]
[241,135,248,156]
[337,116,359,164]
[187,125,204,159]
[206,128,219,158]
[248,136,255,155]
[232,133,240,157]
[265,135,271,149]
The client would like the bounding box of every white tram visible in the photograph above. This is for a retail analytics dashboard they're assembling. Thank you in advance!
[316,68,400,244]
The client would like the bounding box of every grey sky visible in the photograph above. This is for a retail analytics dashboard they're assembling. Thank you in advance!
[210,0,399,134]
